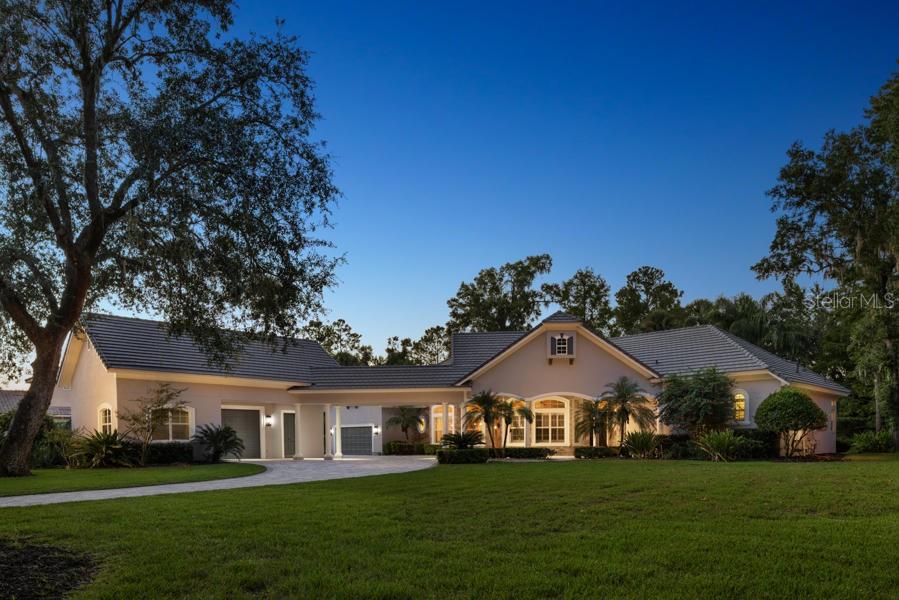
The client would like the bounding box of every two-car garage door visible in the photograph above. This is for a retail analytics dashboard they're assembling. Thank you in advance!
[221,409,261,459]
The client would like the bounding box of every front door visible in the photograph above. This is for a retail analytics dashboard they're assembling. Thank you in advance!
[283,412,296,458]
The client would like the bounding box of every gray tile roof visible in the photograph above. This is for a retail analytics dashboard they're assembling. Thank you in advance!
[304,331,526,389]
[610,325,849,394]
[81,314,337,383]
[0,390,71,417]
[78,314,847,394]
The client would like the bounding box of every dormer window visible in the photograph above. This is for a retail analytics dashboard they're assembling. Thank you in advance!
[547,332,575,362]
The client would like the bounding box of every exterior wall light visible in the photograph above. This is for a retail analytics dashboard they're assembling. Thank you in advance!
[264,415,274,427]
[373,426,381,436]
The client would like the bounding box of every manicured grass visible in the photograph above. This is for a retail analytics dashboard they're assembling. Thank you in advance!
[1,460,898,599]
[842,452,899,462]
[0,463,265,497]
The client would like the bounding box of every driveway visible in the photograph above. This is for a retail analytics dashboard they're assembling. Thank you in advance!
[0,456,436,508]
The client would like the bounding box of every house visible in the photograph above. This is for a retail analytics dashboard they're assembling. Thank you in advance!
[2,389,72,428]
[49,311,847,458]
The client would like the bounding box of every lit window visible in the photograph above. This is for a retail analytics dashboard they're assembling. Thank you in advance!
[99,407,113,434]
[734,392,746,422]
[534,398,567,444]
[152,408,192,442]
[509,415,525,443]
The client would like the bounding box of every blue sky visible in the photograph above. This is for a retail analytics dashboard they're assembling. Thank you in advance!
[230,1,898,351]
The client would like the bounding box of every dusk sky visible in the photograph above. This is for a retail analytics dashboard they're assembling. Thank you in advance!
[229,1,899,351]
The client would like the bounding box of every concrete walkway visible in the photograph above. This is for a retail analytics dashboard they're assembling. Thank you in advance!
[0,456,436,508]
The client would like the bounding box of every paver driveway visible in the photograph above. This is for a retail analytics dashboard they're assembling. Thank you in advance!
[0,456,436,508]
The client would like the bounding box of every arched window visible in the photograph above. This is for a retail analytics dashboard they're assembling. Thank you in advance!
[533,398,568,445]
[733,390,748,423]
[98,406,113,434]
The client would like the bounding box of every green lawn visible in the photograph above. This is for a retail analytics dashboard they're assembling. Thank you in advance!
[0,463,264,497]
[1,459,898,599]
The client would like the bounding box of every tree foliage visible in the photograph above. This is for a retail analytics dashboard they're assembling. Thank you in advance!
[118,382,186,466]
[447,254,552,332]
[303,319,376,366]
[0,0,338,475]
[657,368,735,436]
[598,377,656,451]
[542,267,613,334]
[753,72,899,445]
[754,387,827,457]
[613,266,683,334]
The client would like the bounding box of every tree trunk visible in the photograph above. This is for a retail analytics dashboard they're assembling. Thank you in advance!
[0,338,65,476]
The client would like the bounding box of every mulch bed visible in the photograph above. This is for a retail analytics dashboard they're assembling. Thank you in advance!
[0,539,95,599]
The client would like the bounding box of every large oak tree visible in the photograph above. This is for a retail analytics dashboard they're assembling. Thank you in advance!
[0,0,339,475]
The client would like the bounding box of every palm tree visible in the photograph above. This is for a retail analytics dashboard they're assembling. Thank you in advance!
[498,399,534,456]
[464,390,503,449]
[575,398,608,447]
[599,377,656,454]
[385,407,425,441]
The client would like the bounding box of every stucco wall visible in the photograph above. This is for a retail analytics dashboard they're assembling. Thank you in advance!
[51,339,117,432]
[471,332,659,400]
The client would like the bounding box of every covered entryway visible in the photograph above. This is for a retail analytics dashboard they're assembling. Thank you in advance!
[340,425,373,456]
[221,408,262,459]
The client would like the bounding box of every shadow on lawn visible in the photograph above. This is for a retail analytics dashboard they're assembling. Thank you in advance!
[0,538,95,599]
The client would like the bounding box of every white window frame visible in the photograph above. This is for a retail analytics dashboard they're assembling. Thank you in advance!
[97,403,113,434]
[431,405,456,443]
[151,405,196,442]
[531,397,569,446]
[733,389,750,425]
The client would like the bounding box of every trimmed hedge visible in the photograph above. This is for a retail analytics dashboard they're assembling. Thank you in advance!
[382,441,416,455]
[382,441,441,455]
[657,434,700,459]
[146,442,194,464]
[436,448,489,464]
[733,429,779,459]
[574,446,617,459]
[488,447,554,459]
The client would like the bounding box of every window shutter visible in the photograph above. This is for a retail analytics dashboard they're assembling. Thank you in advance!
[549,336,557,355]
[568,335,575,355]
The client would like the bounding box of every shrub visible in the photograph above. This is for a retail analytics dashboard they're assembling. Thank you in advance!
[192,424,244,462]
[624,431,659,458]
[657,368,735,435]
[732,429,779,459]
[422,444,441,455]
[38,426,81,467]
[440,431,484,449]
[656,434,699,459]
[755,387,827,457]
[849,430,894,453]
[0,410,60,467]
[382,440,416,455]
[488,447,554,459]
[74,430,135,468]
[146,442,194,464]
[436,448,489,464]
[574,446,617,459]
[696,430,746,462]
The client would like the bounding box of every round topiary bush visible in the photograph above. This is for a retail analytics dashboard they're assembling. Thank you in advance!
[755,387,827,457]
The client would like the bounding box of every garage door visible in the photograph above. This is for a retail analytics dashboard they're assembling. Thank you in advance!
[221,409,261,459]
[341,426,373,456]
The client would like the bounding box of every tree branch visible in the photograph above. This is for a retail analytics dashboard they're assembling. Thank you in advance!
[0,275,43,344]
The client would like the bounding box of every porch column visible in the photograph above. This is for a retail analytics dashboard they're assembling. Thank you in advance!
[323,404,333,460]
[523,399,531,448]
[292,403,303,460]
[334,405,343,459]
[441,403,449,440]
[457,403,465,434]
